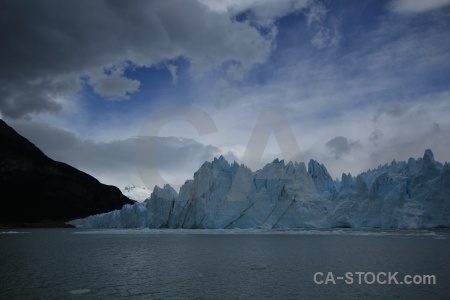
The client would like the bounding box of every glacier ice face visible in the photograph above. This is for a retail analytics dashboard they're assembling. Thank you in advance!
[308,159,336,197]
[69,149,450,230]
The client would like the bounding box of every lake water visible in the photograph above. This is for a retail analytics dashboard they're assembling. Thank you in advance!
[1,228,449,299]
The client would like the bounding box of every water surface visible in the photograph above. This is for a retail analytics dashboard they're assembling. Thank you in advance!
[1,228,449,299]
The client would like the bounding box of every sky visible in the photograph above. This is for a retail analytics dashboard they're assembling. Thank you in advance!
[1,0,450,191]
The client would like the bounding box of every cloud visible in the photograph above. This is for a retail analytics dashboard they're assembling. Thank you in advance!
[2,0,449,187]
[362,97,450,172]
[325,136,360,159]
[89,67,140,100]
[212,79,241,109]
[190,0,450,177]
[303,0,327,27]
[197,0,308,26]
[369,130,383,146]
[0,0,277,118]
[302,0,340,49]
[433,123,441,133]
[8,120,228,190]
[368,121,450,170]
[389,0,450,14]
[166,64,179,84]
[310,24,341,49]
[226,64,245,81]
[373,105,410,122]
[0,74,77,119]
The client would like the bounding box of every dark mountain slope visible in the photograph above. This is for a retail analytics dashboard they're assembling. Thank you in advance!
[0,119,134,226]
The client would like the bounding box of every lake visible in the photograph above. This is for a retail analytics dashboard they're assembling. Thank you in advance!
[1,228,449,299]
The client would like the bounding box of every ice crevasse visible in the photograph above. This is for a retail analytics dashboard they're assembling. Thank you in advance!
[69,149,450,229]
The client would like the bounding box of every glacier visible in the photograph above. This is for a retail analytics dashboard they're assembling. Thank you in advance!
[69,149,450,229]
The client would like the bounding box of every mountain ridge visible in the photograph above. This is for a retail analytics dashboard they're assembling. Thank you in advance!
[0,119,135,226]
[71,149,450,229]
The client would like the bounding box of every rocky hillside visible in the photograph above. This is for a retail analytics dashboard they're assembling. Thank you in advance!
[0,119,134,226]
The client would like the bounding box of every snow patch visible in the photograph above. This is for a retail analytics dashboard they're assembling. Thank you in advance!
[122,184,152,202]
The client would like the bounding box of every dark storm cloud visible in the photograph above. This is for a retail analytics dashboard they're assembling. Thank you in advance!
[325,136,360,159]
[0,0,273,118]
